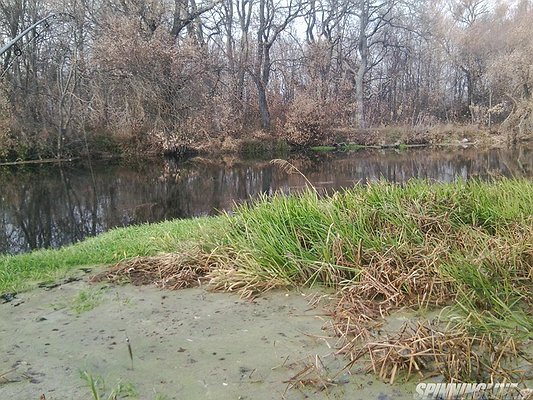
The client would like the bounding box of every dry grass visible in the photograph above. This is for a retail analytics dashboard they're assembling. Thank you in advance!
[91,247,213,290]
[346,321,527,384]
[282,355,337,394]
[207,266,288,299]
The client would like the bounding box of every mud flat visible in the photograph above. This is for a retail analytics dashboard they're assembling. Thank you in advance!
[0,279,415,399]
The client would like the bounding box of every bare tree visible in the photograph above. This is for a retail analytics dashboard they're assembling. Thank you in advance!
[251,0,303,129]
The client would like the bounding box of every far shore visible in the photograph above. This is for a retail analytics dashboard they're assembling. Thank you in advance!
[1,123,530,166]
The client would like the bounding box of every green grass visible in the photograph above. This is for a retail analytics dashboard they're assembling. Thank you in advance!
[340,143,365,151]
[71,286,108,314]
[80,370,137,400]
[0,218,214,293]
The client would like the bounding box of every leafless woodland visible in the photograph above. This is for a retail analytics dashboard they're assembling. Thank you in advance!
[0,0,532,160]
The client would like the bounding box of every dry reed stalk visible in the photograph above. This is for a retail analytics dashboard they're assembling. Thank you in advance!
[0,368,16,384]
[350,322,524,383]
[332,295,384,345]
[270,159,317,191]
[283,355,336,393]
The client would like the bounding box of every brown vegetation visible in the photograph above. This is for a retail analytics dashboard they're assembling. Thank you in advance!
[92,248,213,290]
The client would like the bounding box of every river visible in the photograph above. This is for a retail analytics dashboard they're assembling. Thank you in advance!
[1,145,532,254]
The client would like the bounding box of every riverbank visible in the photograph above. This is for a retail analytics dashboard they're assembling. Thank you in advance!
[2,178,533,386]
[190,124,524,157]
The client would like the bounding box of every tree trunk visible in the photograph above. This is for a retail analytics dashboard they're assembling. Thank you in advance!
[257,82,271,129]
[355,1,369,128]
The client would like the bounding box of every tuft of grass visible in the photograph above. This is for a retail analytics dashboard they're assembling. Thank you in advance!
[80,370,137,400]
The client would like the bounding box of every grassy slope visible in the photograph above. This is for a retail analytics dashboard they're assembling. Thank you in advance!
[0,218,215,293]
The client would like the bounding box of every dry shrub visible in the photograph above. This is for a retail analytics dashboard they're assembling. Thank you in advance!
[220,136,240,153]
[90,17,221,155]
[284,93,340,147]
[501,100,533,144]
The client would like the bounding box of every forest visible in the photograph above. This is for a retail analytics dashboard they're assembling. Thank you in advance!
[0,0,532,161]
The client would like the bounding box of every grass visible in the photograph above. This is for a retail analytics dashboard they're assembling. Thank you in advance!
[71,286,108,315]
[340,143,366,151]
[206,180,533,333]
[0,218,213,294]
[80,370,137,400]
[3,177,533,381]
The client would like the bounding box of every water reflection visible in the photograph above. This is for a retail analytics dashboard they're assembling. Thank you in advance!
[1,146,532,254]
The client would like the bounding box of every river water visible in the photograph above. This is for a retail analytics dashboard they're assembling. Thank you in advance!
[1,145,532,254]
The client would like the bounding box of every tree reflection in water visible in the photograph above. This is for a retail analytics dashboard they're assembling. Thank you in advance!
[1,146,531,254]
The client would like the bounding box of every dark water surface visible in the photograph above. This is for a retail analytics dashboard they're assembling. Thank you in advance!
[1,146,532,254]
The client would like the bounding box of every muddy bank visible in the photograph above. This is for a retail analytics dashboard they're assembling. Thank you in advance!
[0,279,416,400]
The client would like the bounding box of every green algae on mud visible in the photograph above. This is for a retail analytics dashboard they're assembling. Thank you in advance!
[0,282,416,400]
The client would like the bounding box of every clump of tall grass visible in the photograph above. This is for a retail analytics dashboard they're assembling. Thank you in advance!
[199,178,533,379]
[206,180,532,324]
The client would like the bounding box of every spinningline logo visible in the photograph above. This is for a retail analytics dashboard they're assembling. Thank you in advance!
[414,382,531,400]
